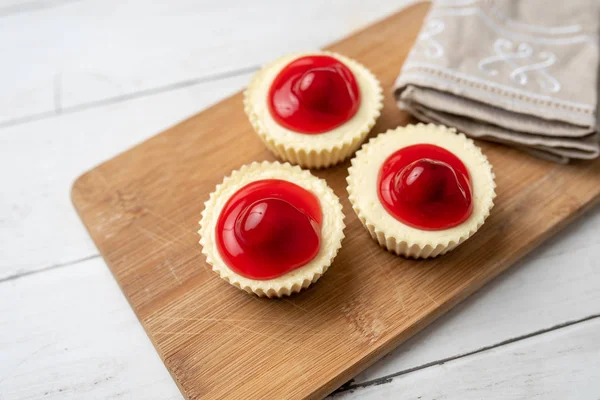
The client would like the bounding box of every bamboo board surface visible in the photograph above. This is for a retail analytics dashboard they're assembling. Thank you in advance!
[71,3,600,399]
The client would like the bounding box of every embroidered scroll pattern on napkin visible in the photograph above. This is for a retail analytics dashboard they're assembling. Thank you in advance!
[413,19,445,59]
[478,38,561,93]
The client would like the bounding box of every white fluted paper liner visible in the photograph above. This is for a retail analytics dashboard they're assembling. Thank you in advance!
[244,51,383,169]
[347,124,496,259]
[199,161,345,297]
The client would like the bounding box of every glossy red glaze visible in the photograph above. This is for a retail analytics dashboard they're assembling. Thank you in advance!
[215,179,322,280]
[268,55,360,134]
[377,144,473,230]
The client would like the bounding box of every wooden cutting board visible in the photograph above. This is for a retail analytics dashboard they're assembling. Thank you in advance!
[71,3,600,399]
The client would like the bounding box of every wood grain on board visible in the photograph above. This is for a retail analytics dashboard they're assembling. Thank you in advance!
[71,3,600,399]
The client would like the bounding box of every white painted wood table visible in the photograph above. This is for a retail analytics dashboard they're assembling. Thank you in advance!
[1,1,599,399]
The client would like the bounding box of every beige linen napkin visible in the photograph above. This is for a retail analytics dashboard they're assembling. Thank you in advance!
[395,0,600,163]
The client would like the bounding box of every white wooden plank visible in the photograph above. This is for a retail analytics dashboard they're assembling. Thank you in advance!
[0,257,182,400]
[335,317,600,399]
[0,0,414,124]
[0,73,251,280]
[349,205,600,386]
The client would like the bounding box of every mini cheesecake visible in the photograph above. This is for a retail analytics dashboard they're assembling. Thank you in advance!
[199,161,345,297]
[347,124,496,258]
[244,51,383,168]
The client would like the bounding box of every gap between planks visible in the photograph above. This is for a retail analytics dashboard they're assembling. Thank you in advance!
[0,0,82,18]
[0,65,259,130]
[0,254,100,284]
[331,313,600,396]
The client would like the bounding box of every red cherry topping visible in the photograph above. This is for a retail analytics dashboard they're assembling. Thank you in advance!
[378,144,473,230]
[216,179,322,280]
[268,55,360,134]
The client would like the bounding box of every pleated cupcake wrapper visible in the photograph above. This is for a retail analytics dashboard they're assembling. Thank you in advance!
[257,131,367,169]
[199,161,345,297]
[347,124,497,259]
[207,267,326,298]
[352,202,481,259]
[244,51,383,169]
